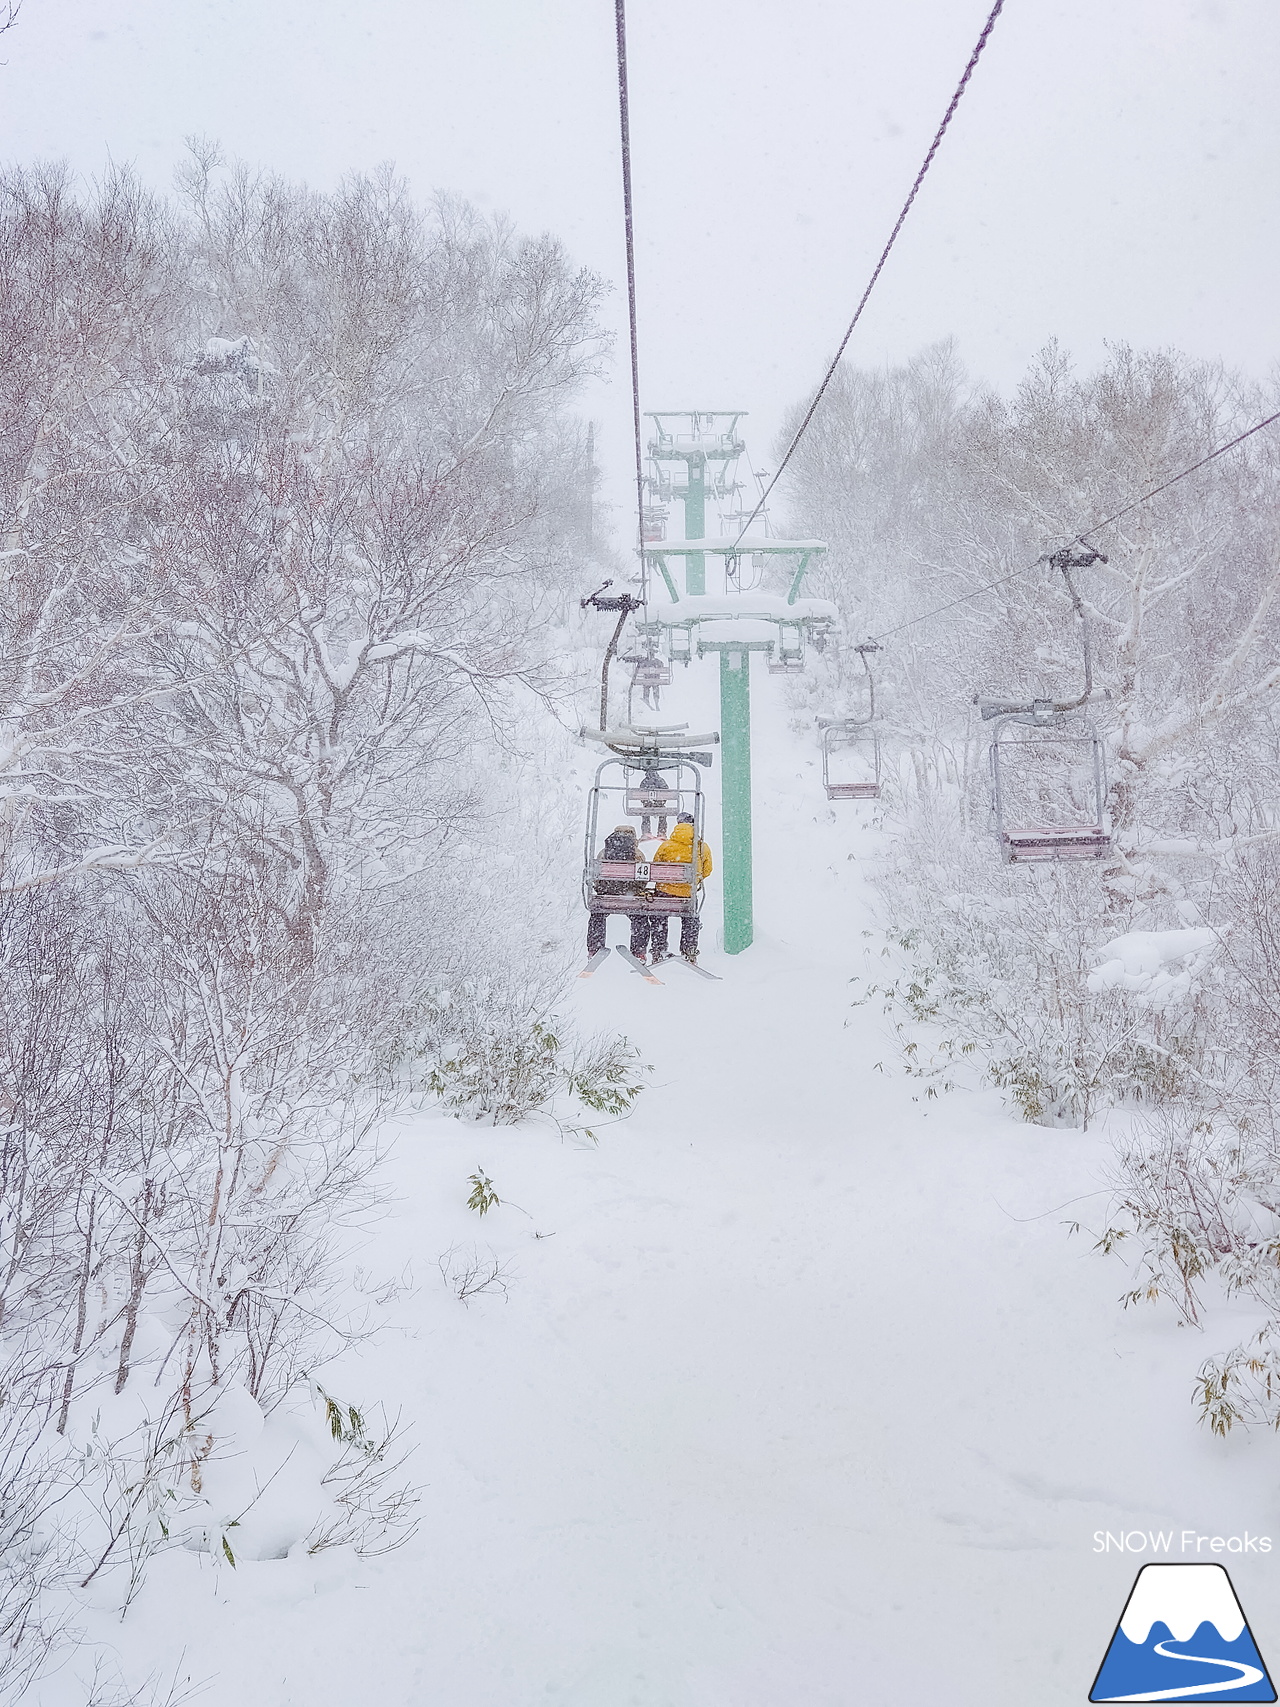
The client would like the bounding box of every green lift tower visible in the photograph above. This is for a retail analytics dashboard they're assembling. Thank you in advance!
[637,413,833,956]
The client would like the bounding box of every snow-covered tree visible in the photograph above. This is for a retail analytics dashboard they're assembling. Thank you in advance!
[782,340,1280,1431]
[0,152,610,1696]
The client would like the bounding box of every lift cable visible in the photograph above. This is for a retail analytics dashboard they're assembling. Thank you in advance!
[578,1,648,735]
[866,404,1280,644]
[731,0,1007,551]
[614,0,648,603]
[1070,406,1280,549]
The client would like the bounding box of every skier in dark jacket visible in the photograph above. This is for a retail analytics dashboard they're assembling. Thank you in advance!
[586,824,651,958]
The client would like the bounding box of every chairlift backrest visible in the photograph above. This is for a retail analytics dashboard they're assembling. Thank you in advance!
[624,787,680,815]
[987,718,1111,863]
[820,719,882,801]
[596,860,692,884]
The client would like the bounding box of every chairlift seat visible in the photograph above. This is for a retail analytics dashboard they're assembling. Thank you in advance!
[589,858,698,914]
[825,781,882,801]
[595,860,692,884]
[623,788,681,815]
[1000,825,1111,864]
[591,892,691,915]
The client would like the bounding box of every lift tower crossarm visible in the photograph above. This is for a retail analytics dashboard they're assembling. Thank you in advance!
[644,410,748,593]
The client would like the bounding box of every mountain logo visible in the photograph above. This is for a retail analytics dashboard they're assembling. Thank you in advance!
[1090,1562,1276,1702]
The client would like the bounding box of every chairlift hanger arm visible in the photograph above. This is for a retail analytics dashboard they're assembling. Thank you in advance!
[977,551,1107,721]
[582,581,645,732]
[1046,547,1105,712]
[854,639,879,723]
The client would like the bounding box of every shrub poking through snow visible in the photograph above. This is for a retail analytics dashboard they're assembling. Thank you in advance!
[467,1171,501,1215]
[422,986,648,1135]
[437,1245,516,1305]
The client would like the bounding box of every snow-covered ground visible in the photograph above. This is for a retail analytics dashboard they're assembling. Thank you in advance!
[60,663,1278,1706]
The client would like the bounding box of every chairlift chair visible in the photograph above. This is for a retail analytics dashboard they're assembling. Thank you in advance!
[987,711,1111,863]
[621,649,673,717]
[583,755,708,926]
[667,626,693,666]
[625,655,672,690]
[819,720,882,800]
[977,548,1113,864]
[641,505,668,544]
[767,622,806,675]
[818,642,882,799]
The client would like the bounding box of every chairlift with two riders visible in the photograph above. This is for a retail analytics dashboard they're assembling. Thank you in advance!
[581,725,717,940]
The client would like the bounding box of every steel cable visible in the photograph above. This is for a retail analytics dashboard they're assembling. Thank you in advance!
[732,0,1007,549]
[868,405,1280,643]
[614,0,648,601]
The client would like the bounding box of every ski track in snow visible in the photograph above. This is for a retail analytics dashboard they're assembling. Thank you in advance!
[51,663,1279,1705]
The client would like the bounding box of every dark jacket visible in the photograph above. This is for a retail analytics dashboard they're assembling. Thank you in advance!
[595,828,646,897]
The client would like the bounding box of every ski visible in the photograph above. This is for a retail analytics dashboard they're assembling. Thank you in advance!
[614,944,663,984]
[577,949,612,979]
[667,956,722,981]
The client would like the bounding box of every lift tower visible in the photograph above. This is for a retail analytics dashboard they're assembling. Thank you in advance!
[636,415,834,956]
[645,412,746,596]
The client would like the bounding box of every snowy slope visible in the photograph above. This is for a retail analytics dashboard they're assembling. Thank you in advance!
[51,661,1279,1707]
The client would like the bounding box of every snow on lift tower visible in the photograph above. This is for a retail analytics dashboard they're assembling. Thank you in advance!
[977,549,1112,864]
[644,411,747,596]
[818,642,882,800]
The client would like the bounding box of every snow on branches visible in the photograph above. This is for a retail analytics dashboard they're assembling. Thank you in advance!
[782,341,1280,1432]
[0,154,605,1694]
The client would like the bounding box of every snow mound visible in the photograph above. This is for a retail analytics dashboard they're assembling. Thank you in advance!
[1087,927,1218,1007]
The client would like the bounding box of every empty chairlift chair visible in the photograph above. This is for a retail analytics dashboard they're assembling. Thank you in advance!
[977,548,1113,865]
[986,706,1111,863]
[818,641,882,801]
[767,621,807,675]
[819,719,882,800]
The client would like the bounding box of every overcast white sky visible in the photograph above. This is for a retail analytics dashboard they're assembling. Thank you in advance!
[5,0,1278,539]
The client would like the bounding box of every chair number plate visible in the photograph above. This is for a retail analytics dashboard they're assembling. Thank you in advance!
[634,862,650,879]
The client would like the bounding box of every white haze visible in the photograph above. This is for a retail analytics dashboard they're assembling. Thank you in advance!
[5,0,1279,525]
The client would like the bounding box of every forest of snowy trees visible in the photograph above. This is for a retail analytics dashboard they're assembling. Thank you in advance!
[783,341,1280,1437]
[7,146,1280,1707]
[0,154,644,1697]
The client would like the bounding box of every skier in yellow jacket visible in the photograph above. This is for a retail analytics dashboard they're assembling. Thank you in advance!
[649,814,713,964]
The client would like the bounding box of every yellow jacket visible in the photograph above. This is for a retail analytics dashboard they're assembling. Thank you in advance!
[653,821,712,897]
